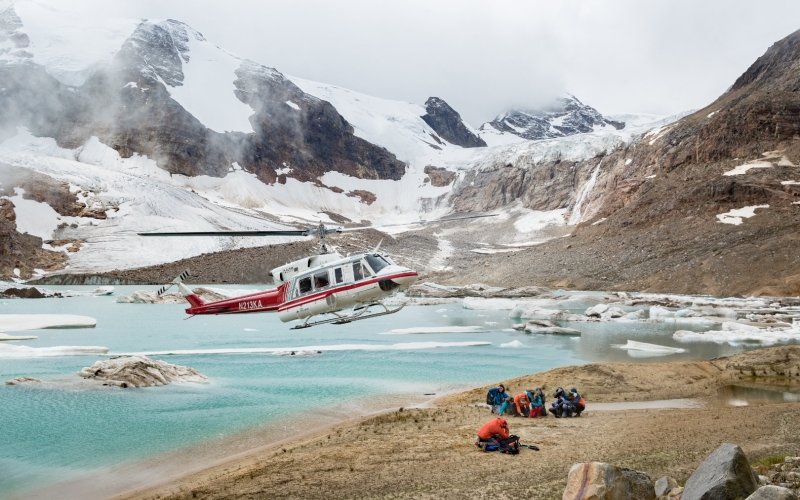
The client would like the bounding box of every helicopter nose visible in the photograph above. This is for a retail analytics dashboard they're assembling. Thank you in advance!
[392,271,418,288]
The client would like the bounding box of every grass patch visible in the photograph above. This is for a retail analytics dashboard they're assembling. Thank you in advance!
[751,454,786,467]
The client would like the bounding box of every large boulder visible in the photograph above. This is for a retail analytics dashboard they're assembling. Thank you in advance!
[682,443,758,500]
[563,462,656,500]
[746,486,797,500]
[77,355,208,388]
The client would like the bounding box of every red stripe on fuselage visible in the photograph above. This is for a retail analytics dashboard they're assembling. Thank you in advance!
[278,271,418,311]
[185,284,288,315]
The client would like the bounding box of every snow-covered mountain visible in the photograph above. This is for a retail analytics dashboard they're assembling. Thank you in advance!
[477,94,625,146]
[0,0,683,280]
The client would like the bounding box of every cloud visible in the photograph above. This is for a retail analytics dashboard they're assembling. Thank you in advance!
[16,0,800,125]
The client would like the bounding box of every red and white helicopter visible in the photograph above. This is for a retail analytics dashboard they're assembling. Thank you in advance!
[139,214,494,329]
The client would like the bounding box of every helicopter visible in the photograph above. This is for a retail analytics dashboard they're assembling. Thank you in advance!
[139,214,495,329]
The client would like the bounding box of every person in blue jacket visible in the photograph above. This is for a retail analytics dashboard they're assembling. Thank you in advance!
[526,387,545,417]
[486,384,511,414]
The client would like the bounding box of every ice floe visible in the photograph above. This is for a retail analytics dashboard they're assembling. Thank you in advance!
[0,314,97,331]
[124,341,492,356]
[0,344,109,358]
[673,324,800,345]
[389,326,487,334]
[500,340,525,348]
[616,340,685,356]
[0,333,38,341]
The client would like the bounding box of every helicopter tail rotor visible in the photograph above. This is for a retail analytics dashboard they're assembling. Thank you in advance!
[157,269,190,297]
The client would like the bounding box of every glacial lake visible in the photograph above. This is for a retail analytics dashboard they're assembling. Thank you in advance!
[0,285,788,499]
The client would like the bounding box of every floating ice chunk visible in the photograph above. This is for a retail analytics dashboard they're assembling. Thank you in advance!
[722,321,761,331]
[435,308,448,313]
[500,340,525,348]
[511,307,585,321]
[649,306,674,318]
[673,326,800,345]
[716,205,769,225]
[463,298,519,310]
[123,341,492,356]
[389,326,487,334]
[244,328,258,332]
[0,333,38,341]
[723,161,772,176]
[0,344,108,358]
[585,304,609,317]
[617,340,685,355]
[624,309,646,320]
[0,314,97,331]
[273,350,320,357]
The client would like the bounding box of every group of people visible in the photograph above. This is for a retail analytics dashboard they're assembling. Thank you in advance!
[486,384,585,418]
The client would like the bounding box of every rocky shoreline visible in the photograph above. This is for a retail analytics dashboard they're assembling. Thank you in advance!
[111,346,800,500]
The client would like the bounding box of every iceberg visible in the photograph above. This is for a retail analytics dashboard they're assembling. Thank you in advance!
[0,314,97,331]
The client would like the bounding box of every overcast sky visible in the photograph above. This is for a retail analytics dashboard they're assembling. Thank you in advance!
[59,0,800,126]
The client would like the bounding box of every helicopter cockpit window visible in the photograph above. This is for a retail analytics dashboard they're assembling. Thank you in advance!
[365,254,389,273]
[361,260,373,277]
[298,276,312,295]
[353,262,363,281]
[334,267,343,284]
[314,271,330,289]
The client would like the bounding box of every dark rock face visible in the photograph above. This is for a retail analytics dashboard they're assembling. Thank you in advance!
[423,166,456,187]
[486,94,624,141]
[682,443,758,500]
[420,97,486,148]
[0,14,405,183]
[0,192,68,281]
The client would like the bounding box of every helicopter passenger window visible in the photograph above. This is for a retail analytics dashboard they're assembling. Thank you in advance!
[334,267,343,284]
[361,260,373,277]
[298,277,312,295]
[353,262,363,281]
[314,271,330,289]
[365,254,389,273]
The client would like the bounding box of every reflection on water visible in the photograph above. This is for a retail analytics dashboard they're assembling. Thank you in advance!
[712,384,800,406]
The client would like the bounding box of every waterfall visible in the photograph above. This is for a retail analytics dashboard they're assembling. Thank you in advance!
[567,160,601,225]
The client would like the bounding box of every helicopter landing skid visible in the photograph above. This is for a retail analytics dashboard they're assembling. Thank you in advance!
[291,302,405,329]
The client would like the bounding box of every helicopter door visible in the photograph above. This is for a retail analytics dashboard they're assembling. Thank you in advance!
[352,262,364,281]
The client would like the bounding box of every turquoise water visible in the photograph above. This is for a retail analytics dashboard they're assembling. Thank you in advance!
[0,286,767,498]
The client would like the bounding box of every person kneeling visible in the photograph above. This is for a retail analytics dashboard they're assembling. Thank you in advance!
[476,417,519,454]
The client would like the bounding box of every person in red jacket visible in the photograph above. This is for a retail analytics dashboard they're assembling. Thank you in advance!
[477,417,509,443]
[513,392,531,417]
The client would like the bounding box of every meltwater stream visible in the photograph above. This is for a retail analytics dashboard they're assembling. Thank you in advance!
[0,286,785,498]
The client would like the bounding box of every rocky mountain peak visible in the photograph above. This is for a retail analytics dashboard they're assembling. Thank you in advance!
[484,93,625,141]
[0,3,31,60]
[420,96,486,148]
[120,19,199,87]
[729,27,800,93]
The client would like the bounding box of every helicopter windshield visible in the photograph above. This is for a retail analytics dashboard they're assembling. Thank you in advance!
[365,254,389,273]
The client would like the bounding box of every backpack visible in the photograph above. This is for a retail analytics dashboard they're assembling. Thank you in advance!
[486,390,494,406]
[498,435,520,455]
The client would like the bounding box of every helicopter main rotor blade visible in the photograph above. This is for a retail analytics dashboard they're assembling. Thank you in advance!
[339,213,498,232]
[138,230,310,237]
